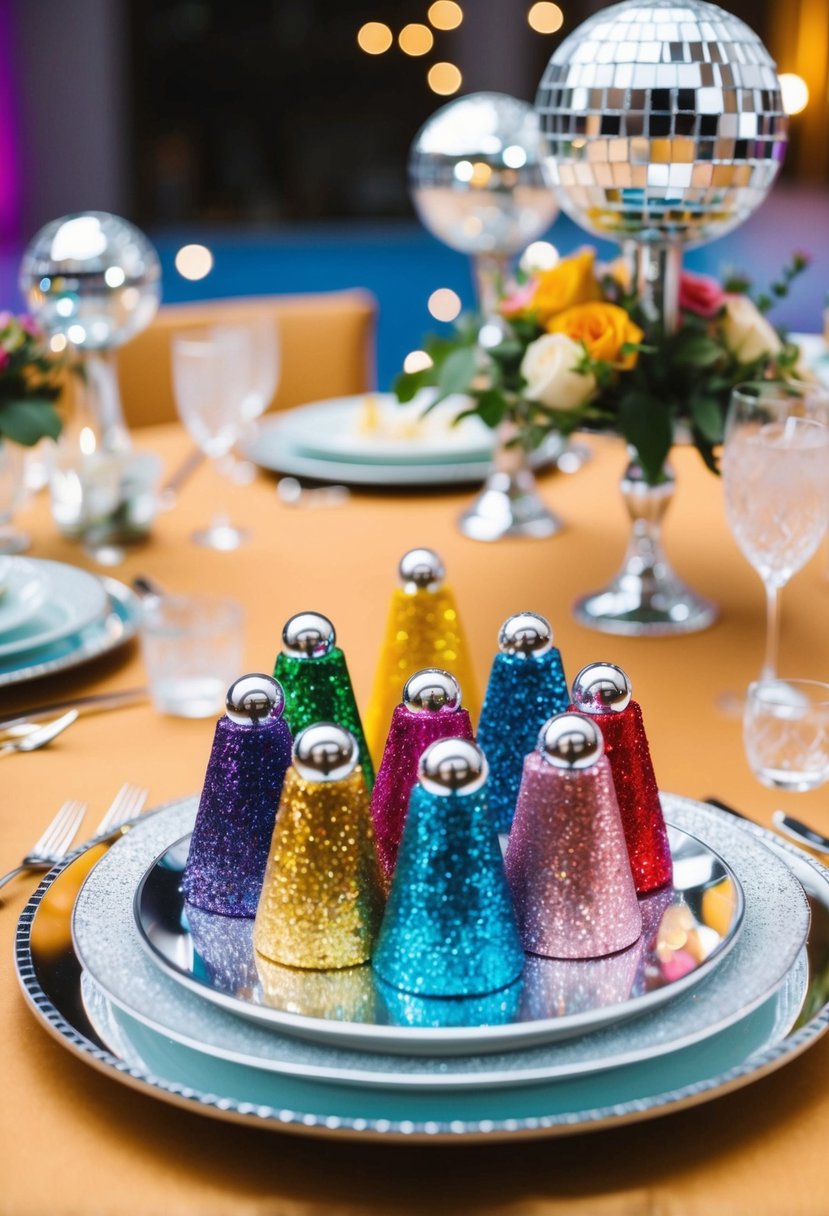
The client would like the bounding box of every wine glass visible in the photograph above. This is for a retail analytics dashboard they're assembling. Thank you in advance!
[0,441,29,554]
[723,383,829,683]
[171,326,258,550]
[225,317,280,486]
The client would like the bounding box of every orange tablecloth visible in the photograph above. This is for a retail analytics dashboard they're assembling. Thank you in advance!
[3,425,829,1215]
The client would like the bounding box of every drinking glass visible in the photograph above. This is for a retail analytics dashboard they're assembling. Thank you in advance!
[723,383,829,682]
[172,322,277,550]
[140,593,244,718]
[744,679,829,791]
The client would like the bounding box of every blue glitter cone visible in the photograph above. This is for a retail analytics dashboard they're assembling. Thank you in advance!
[477,612,569,832]
[182,674,293,918]
[373,738,524,998]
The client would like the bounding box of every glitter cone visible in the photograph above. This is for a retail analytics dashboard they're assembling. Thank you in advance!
[273,611,374,791]
[364,547,478,764]
[571,662,672,894]
[477,611,569,832]
[373,738,524,997]
[376,976,523,1028]
[253,723,384,970]
[182,674,292,918]
[505,713,642,959]
[370,668,474,883]
[256,956,377,1022]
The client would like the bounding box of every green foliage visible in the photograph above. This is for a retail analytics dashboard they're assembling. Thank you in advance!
[0,314,69,447]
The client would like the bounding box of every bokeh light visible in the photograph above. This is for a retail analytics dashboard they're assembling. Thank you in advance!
[428,288,462,322]
[528,2,564,34]
[428,62,463,95]
[175,243,214,281]
[520,241,560,273]
[357,22,393,54]
[399,23,434,56]
[403,349,434,373]
[428,1,463,31]
[778,73,809,115]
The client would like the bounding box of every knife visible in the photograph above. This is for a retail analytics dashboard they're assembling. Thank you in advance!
[0,686,148,732]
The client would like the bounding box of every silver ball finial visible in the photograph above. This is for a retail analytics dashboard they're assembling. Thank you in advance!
[498,611,553,657]
[538,713,604,769]
[226,674,285,725]
[292,723,358,782]
[281,612,336,659]
[403,668,462,713]
[418,738,489,796]
[398,547,445,594]
[571,663,632,715]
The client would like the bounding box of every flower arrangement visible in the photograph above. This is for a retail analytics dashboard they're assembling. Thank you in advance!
[0,312,66,446]
[394,248,808,485]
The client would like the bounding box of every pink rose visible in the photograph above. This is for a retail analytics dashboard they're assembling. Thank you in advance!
[0,349,10,373]
[19,314,41,337]
[678,270,725,319]
[500,280,537,317]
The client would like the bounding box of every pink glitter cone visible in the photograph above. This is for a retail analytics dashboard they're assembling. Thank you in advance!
[505,713,642,960]
[370,669,474,884]
[570,662,673,894]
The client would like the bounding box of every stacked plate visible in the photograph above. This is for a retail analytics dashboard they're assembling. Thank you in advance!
[16,792,829,1142]
[241,392,565,487]
[0,556,141,687]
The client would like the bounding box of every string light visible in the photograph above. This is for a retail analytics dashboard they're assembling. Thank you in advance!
[778,73,809,115]
[428,288,462,322]
[399,23,434,56]
[357,22,392,54]
[428,62,463,95]
[528,2,564,34]
[428,1,463,31]
[174,243,214,281]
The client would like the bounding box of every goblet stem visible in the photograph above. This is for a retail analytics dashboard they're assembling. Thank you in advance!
[761,581,782,682]
[191,455,249,551]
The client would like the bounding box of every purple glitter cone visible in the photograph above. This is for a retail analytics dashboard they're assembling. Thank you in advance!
[182,674,293,918]
[370,669,474,884]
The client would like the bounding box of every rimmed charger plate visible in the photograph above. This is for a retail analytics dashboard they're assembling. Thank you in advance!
[0,559,108,658]
[0,558,47,636]
[14,802,826,1141]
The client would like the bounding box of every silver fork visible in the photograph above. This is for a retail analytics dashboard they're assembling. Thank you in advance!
[95,783,149,837]
[0,799,87,891]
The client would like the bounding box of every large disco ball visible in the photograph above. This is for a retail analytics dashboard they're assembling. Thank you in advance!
[20,211,161,349]
[410,91,559,256]
[535,0,787,246]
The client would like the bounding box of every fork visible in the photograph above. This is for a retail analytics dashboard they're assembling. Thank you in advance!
[0,799,87,891]
[95,783,149,837]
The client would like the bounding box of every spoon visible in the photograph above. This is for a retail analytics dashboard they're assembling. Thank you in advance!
[706,796,829,854]
[0,710,79,757]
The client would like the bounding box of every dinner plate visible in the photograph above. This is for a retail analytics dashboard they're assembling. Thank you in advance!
[0,577,140,688]
[130,818,746,1055]
[15,809,828,1141]
[0,558,47,636]
[271,393,494,465]
[0,559,108,659]
[70,796,806,1089]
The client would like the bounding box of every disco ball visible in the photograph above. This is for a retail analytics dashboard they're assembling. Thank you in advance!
[535,0,787,246]
[20,211,161,349]
[409,91,559,256]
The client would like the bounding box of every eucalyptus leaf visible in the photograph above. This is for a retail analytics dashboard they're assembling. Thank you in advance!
[0,399,62,446]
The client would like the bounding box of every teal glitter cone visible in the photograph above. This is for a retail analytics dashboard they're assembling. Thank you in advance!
[274,647,374,792]
[477,648,569,833]
[376,976,523,1028]
[373,740,524,998]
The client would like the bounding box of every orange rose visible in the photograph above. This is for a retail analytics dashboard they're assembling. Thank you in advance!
[529,250,601,325]
[548,302,644,368]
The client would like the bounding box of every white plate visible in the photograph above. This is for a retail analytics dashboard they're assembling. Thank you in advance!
[70,796,807,1088]
[15,810,826,1141]
[0,560,108,658]
[0,558,47,636]
[271,393,494,465]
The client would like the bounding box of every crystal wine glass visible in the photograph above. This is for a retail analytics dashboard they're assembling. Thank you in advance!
[171,326,261,550]
[723,383,829,682]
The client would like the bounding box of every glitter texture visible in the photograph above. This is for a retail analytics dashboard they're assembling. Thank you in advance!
[370,703,474,882]
[364,586,479,765]
[372,784,524,997]
[256,957,378,1022]
[186,905,259,998]
[477,649,570,832]
[519,942,642,1018]
[182,716,293,917]
[253,768,384,969]
[274,648,374,792]
[586,700,673,895]
[376,976,523,1028]
[505,752,642,959]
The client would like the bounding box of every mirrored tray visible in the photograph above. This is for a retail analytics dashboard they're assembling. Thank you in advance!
[130,820,745,1055]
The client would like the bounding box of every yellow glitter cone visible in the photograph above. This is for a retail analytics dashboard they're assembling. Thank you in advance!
[256,956,377,1022]
[253,723,384,970]
[364,547,479,764]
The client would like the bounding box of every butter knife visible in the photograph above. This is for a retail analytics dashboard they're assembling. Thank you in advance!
[0,687,148,732]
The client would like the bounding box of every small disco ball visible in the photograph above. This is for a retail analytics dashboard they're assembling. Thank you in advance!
[409,91,559,256]
[20,211,161,350]
[535,0,787,246]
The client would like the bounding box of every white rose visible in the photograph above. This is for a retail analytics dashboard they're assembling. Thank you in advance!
[721,294,782,364]
[520,333,596,411]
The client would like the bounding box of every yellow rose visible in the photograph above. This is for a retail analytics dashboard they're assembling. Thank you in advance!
[548,302,644,368]
[530,250,601,325]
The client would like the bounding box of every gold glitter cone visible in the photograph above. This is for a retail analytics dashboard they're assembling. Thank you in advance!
[253,727,384,970]
[256,955,377,1022]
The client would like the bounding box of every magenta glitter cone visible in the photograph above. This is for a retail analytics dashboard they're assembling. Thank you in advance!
[505,713,642,960]
[571,662,673,894]
[370,669,474,884]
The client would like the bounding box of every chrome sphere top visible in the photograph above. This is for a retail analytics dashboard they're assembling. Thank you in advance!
[418,738,489,796]
[538,713,604,769]
[571,662,632,714]
[281,612,336,659]
[498,611,553,657]
[19,210,161,349]
[293,723,358,783]
[398,547,445,593]
[403,668,462,713]
[226,673,285,725]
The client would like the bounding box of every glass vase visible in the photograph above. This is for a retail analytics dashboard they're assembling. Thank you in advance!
[458,421,563,543]
[572,450,716,636]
